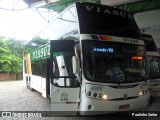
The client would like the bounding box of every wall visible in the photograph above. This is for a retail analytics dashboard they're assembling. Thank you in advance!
[0,73,16,80]
[145,28,160,49]
[134,9,160,29]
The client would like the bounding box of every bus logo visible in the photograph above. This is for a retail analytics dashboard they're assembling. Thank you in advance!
[90,86,103,91]
[61,93,68,101]
[123,38,140,44]
[85,5,133,19]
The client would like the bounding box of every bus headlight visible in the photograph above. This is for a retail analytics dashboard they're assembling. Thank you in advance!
[139,90,144,96]
[139,91,143,96]
[102,94,108,100]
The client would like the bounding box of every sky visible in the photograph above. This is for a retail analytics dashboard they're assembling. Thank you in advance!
[0,0,51,41]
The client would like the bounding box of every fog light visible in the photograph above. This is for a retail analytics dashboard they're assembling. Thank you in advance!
[88,105,93,109]
[102,94,108,99]
[93,93,97,97]
[87,92,91,96]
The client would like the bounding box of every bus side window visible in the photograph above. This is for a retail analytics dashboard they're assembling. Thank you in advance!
[31,59,46,77]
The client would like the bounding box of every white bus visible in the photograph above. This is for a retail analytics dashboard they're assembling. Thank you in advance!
[140,34,160,86]
[23,2,150,115]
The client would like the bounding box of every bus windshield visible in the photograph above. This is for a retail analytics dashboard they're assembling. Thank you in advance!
[82,40,148,84]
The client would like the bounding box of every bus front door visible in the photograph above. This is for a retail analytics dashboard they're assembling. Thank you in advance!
[50,40,80,115]
[50,80,80,115]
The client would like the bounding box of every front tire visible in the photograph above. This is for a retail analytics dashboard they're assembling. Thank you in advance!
[27,77,34,91]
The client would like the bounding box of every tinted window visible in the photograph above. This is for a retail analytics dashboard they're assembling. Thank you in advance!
[148,56,160,78]
[82,40,148,83]
[31,59,46,76]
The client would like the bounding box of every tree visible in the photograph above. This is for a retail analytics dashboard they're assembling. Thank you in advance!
[0,38,22,73]
[24,36,49,54]
[0,38,11,72]
[0,36,48,74]
[7,38,25,59]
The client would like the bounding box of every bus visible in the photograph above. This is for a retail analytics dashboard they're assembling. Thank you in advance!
[23,2,150,115]
[140,34,160,86]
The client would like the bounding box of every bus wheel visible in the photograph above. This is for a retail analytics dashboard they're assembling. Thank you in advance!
[28,80,34,91]
[27,80,31,89]
[26,77,29,88]
[27,82,30,88]
[28,81,34,91]
[27,82,29,88]
[30,87,34,91]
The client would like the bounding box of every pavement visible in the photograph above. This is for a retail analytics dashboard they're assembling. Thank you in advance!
[0,80,160,120]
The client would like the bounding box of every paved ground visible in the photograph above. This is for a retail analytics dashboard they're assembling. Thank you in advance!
[147,85,160,111]
[0,80,50,111]
[0,80,160,120]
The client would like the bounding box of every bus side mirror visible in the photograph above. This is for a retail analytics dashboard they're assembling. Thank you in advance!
[72,56,79,74]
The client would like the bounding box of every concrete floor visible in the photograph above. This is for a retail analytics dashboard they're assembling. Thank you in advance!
[144,85,160,111]
[0,80,160,120]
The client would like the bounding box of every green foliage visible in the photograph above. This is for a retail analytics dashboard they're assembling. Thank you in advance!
[24,36,49,54]
[31,36,49,45]
[0,38,22,73]
[0,36,48,73]
[10,55,22,73]
[7,38,25,58]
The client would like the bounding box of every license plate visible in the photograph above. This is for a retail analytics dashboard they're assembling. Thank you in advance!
[119,104,130,110]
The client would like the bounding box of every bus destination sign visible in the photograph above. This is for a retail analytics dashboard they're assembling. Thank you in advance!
[30,44,50,61]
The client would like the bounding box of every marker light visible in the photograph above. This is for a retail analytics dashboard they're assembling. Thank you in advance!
[102,94,108,99]
[99,35,113,41]
[132,56,143,60]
